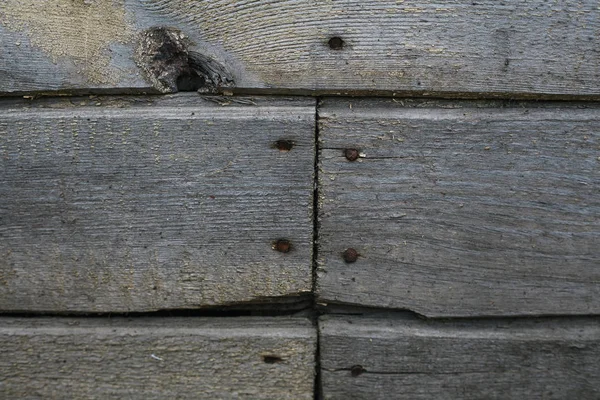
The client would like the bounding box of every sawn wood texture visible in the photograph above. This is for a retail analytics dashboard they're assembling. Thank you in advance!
[0,95,315,312]
[317,98,600,317]
[0,317,316,399]
[320,314,600,400]
[1,1,599,97]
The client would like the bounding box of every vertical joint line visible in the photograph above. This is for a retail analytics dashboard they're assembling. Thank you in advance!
[312,96,322,400]
[312,97,321,298]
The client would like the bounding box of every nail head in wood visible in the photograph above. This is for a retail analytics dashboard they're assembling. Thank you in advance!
[274,139,295,152]
[262,355,284,364]
[328,37,345,50]
[350,365,366,377]
[273,239,292,253]
[342,248,359,263]
[344,148,359,161]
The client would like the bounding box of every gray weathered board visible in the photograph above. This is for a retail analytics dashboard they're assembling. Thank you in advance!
[1,1,599,97]
[0,316,316,399]
[320,314,600,400]
[317,98,600,317]
[0,95,315,312]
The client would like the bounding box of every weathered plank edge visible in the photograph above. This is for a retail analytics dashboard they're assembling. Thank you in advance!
[4,88,600,102]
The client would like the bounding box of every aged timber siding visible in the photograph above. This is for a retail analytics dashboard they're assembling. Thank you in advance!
[0,1,599,96]
[317,98,600,317]
[0,95,315,312]
[1,1,599,398]
[320,315,600,400]
[0,317,316,399]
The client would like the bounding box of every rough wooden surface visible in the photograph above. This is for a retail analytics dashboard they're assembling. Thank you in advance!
[320,314,600,400]
[0,316,316,399]
[1,1,599,97]
[317,98,600,317]
[0,95,315,312]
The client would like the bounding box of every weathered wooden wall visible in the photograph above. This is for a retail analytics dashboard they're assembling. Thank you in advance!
[1,1,599,97]
[317,98,600,317]
[0,317,316,399]
[320,315,600,400]
[1,0,599,398]
[314,96,600,397]
[0,95,315,312]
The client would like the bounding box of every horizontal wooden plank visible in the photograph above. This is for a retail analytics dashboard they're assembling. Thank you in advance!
[0,95,315,312]
[1,1,599,97]
[320,314,600,400]
[317,98,600,317]
[0,316,316,399]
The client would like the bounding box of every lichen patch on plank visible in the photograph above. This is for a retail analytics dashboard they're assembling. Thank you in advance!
[0,0,132,85]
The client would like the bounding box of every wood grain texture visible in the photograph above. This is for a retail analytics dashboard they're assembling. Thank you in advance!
[0,316,316,399]
[1,0,599,97]
[320,314,600,400]
[0,94,315,312]
[317,98,600,317]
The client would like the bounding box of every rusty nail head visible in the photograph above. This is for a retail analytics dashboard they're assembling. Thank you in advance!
[344,148,359,161]
[262,355,283,364]
[350,365,366,377]
[328,36,345,50]
[274,139,294,152]
[274,239,292,253]
[342,248,359,263]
